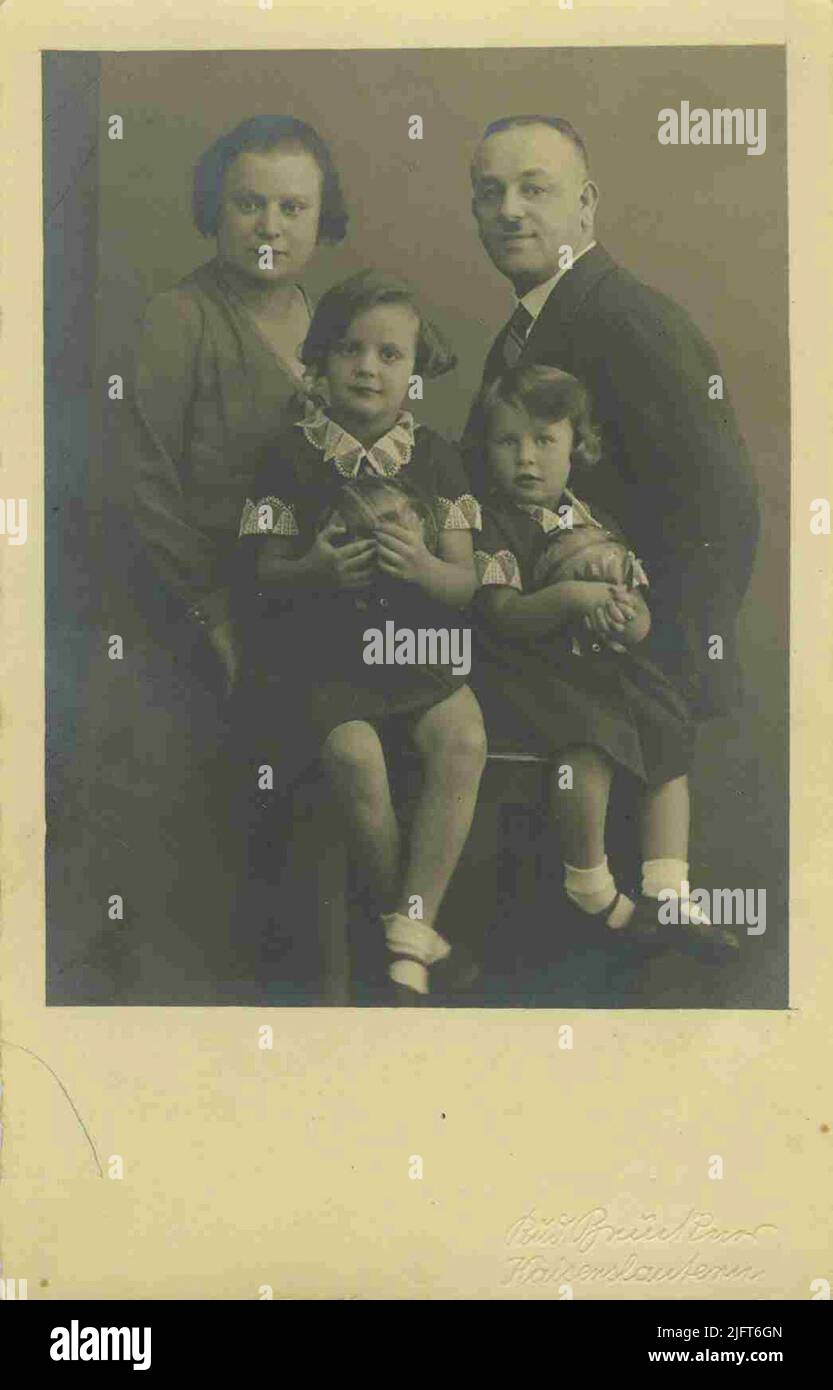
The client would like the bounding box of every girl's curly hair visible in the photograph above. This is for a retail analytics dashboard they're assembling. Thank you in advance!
[466,363,602,492]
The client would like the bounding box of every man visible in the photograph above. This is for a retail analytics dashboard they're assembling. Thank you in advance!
[465,114,760,721]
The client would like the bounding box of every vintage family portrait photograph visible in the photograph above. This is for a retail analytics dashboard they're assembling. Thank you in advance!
[44,45,788,1012]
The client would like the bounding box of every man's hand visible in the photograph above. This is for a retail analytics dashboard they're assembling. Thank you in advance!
[374,519,434,587]
[205,617,240,698]
[309,516,377,590]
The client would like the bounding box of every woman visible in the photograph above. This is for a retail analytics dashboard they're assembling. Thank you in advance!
[129,114,348,690]
[118,117,348,1001]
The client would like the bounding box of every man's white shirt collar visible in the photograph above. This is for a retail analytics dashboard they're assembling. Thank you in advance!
[517,240,597,330]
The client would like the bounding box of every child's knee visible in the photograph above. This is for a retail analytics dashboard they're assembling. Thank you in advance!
[559,744,612,783]
[321,721,386,791]
[457,717,488,769]
[418,704,487,771]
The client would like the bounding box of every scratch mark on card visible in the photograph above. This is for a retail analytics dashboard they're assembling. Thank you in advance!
[1,1039,104,1176]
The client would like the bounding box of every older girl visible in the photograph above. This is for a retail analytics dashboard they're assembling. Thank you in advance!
[237,270,487,1002]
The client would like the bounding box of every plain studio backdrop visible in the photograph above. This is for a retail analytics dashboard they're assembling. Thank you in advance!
[45,47,787,1005]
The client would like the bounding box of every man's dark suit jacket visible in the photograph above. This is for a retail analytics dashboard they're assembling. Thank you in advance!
[463,242,761,720]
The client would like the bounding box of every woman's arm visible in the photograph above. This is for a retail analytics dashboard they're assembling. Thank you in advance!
[128,291,234,626]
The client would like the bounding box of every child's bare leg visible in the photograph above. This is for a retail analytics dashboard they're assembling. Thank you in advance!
[550,745,634,929]
[641,774,689,861]
[549,744,612,867]
[320,720,400,906]
[394,686,487,926]
[639,773,692,905]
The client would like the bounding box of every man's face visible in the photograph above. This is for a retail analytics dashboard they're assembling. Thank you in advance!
[486,401,573,509]
[471,125,596,294]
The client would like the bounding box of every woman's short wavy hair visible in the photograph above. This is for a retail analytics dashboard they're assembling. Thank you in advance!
[471,363,602,479]
[300,269,457,380]
[192,115,348,243]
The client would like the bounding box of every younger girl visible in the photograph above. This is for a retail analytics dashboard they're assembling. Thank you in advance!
[470,364,738,961]
[237,270,486,1003]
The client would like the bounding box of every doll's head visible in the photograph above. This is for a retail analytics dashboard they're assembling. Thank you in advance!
[531,528,635,591]
[300,270,456,441]
[317,477,439,555]
[472,364,601,508]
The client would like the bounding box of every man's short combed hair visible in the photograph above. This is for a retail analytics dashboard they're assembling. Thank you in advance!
[474,115,591,177]
[192,115,348,243]
[474,363,603,472]
[300,269,457,379]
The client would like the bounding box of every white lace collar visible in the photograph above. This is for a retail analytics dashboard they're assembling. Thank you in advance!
[297,398,417,479]
[516,488,604,533]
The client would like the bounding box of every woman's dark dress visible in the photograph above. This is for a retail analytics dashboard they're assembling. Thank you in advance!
[92,258,314,995]
[471,490,696,787]
[235,404,481,792]
[130,257,312,628]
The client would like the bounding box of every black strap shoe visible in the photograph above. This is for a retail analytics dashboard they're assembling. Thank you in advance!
[631,894,741,964]
[566,892,645,954]
[389,980,427,1007]
[432,944,482,994]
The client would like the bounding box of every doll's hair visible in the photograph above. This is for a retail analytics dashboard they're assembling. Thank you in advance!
[300,269,457,380]
[315,477,440,554]
[192,115,348,243]
[469,364,602,489]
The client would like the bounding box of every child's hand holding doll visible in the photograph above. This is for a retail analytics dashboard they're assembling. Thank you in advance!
[532,531,650,652]
[579,582,641,647]
[374,514,435,587]
[318,478,441,596]
[309,514,377,591]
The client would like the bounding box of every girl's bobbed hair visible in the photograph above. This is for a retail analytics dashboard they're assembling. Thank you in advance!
[467,363,602,488]
[300,269,457,379]
[192,115,348,243]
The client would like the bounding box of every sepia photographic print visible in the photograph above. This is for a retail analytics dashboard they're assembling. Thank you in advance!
[45,46,787,1011]
[2,0,831,1313]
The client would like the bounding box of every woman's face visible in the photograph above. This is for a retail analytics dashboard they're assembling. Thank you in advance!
[216,147,323,285]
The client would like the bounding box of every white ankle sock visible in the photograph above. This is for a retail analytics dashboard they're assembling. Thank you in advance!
[389,958,430,994]
[382,913,451,995]
[642,858,689,899]
[641,859,714,926]
[564,859,634,929]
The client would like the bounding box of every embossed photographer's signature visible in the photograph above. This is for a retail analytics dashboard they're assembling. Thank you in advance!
[505,1206,778,1255]
[501,1207,779,1289]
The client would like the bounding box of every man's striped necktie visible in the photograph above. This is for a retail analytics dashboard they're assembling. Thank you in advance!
[502,302,534,367]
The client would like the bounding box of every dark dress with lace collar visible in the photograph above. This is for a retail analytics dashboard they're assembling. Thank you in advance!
[471,490,696,787]
[235,403,481,791]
